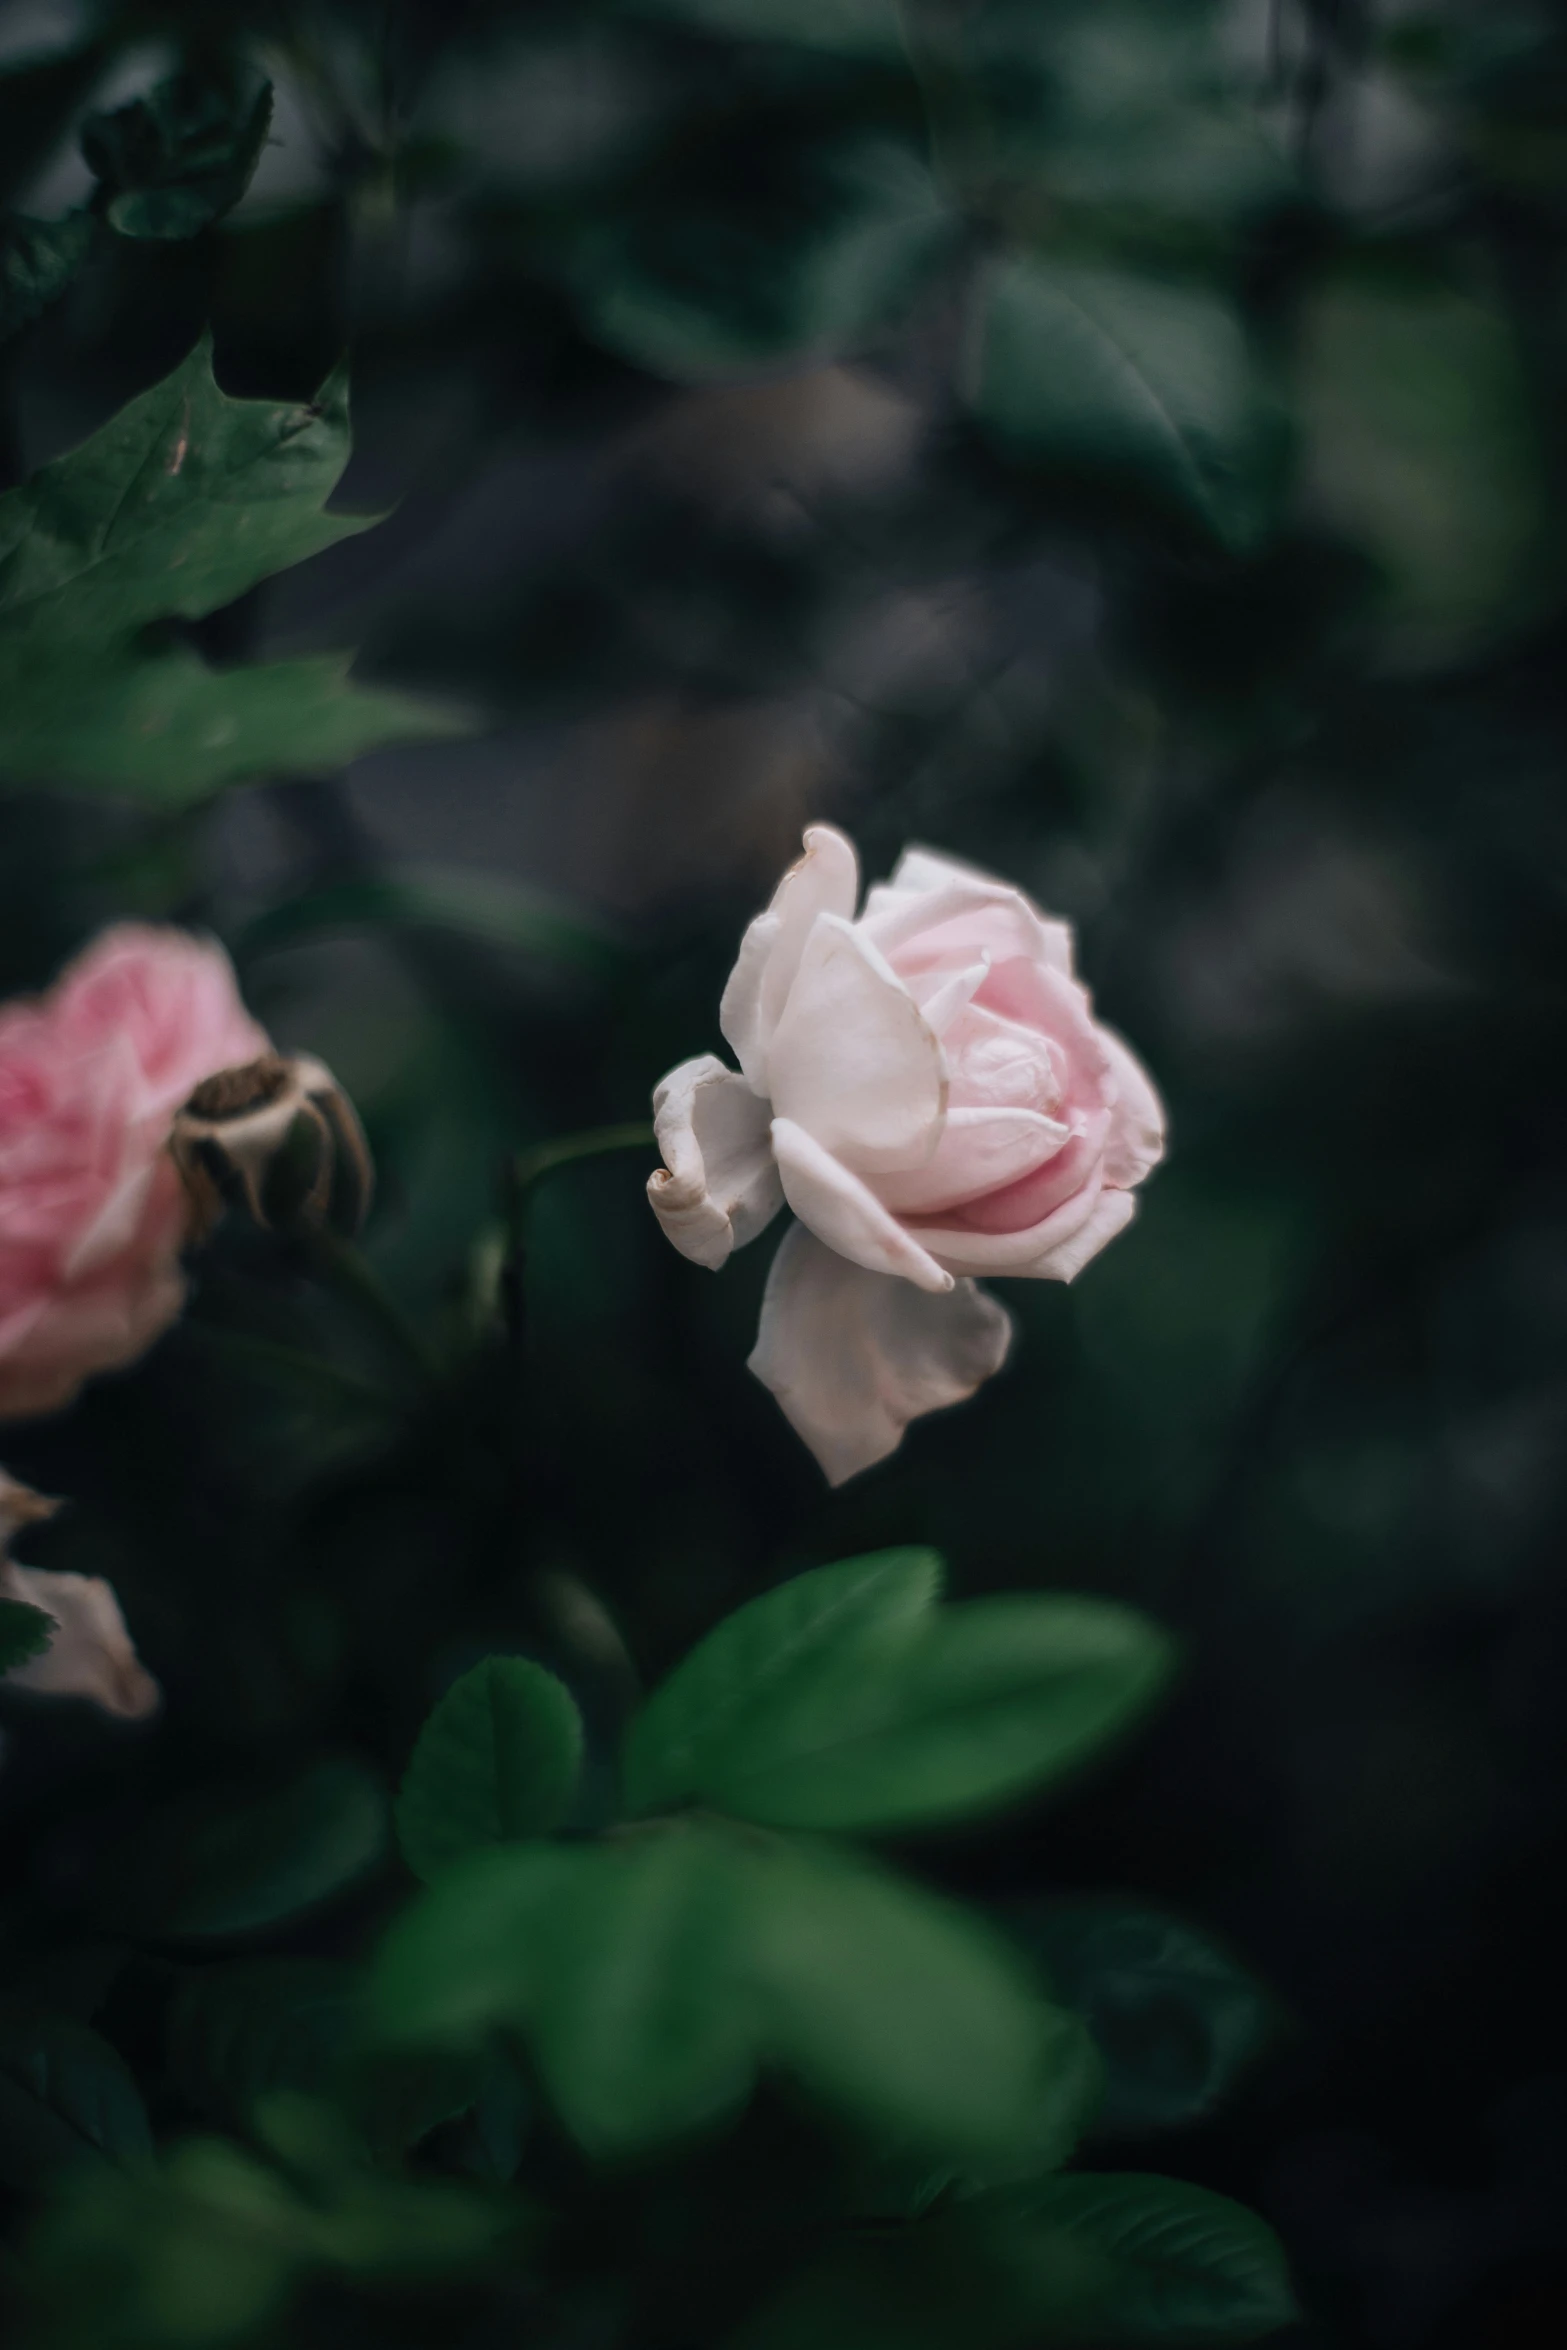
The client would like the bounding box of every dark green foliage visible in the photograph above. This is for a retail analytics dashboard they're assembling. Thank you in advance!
[0,215,95,345]
[0,1597,53,1672]
[82,72,274,241]
[395,1656,585,1878]
[0,2009,151,2191]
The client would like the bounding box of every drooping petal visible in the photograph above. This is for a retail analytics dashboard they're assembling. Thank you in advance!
[719,825,859,1092]
[872,1107,1071,1217]
[0,1560,160,1719]
[1100,1028,1167,1190]
[772,1118,952,1293]
[748,1223,1013,1485]
[648,1055,784,1270]
[765,917,945,1175]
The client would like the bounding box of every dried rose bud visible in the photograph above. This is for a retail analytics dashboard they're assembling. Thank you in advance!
[0,1467,160,1721]
[170,1052,374,1239]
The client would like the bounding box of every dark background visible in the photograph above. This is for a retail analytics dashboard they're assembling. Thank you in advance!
[3,1,1567,2343]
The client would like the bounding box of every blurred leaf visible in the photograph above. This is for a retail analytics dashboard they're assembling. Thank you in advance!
[396,1656,585,1882]
[0,338,464,799]
[732,2172,1297,2348]
[0,2008,152,2190]
[0,647,469,803]
[0,212,94,344]
[1295,267,1554,664]
[0,1595,54,1671]
[0,44,105,210]
[627,1550,1174,1831]
[625,1548,942,1815]
[165,1960,356,2134]
[82,70,274,240]
[101,1758,390,1942]
[573,137,956,381]
[370,1819,1092,2166]
[1013,1901,1276,2137]
[966,256,1273,547]
[234,866,619,974]
[635,0,906,58]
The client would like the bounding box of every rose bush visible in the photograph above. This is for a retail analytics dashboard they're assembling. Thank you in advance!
[649,827,1165,1482]
[0,926,269,1420]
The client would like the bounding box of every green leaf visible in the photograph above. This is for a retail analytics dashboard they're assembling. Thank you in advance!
[627,1552,1175,1832]
[100,1758,390,1941]
[166,1961,357,2135]
[0,647,468,803]
[0,1595,54,1672]
[573,138,956,382]
[370,1821,1093,2167]
[624,1548,942,1816]
[1294,267,1554,665]
[0,212,95,344]
[0,2008,152,2190]
[965,256,1273,548]
[746,1837,1098,2168]
[976,2173,1299,2343]
[1017,1900,1276,2138]
[0,338,466,796]
[731,2174,1297,2349]
[396,1657,585,1883]
[82,71,274,240]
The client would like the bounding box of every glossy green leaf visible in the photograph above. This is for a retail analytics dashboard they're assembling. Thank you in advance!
[628,1553,1174,1831]
[0,212,94,344]
[977,2173,1299,2343]
[82,71,273,240]
[101,1758,390,1941]
[625,1548,942,1815]
[1018,1900,1276,2137]
[396,1657,585,1882]
[371,1819,1092,2166]
[0,2008,152,2190]
[573,138,955,382]
[966,256,1272,547]
[0,1595,54,1671]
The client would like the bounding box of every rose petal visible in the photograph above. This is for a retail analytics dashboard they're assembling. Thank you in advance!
[0,1560,161,1719]
[719,825,859,1092]
[766,916,945,1175]
[872,1106,1071,1217]
[648,1055,784,1270]
[914,1160,1115,1278]
[1031,1185,1138,1281]
[861,847,1074,977]
[748,1222,1013,1485]
[1101,1028,1166,1189]
[771,1118,952,1293]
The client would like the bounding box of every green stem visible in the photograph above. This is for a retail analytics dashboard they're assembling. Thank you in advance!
[306,1227,440,1384]
[508,1122,657,1229]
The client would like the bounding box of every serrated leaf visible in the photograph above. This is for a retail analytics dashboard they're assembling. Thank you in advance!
[100,1758,390,1941]
[0,1595,54,1672]
[396,1657,585,1883]
[83,71,274,240]
[1,212,95,344]
[0,2008,152,2189]
[978,2173,1299,2343]
[965,256,1272,548]
[627,1554,1174,1832]
[1016,1900,1276,2137]
[0,647,469,803]
[370,1820,1092,2167]
[625,1548,942,1815]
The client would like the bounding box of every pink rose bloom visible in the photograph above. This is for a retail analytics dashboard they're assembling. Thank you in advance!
[0,926,269,1419]
[648,827,1165,1483]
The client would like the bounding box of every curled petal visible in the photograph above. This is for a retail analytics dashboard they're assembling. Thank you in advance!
[648,1055,784,1270]
[766,916,945,1175]
[772,1119,951,1294]
[1031,1185,1138,1281]
[873,1106,1070,1217]
[719,825,859,1092]
[0,1559,160,1719]
[915,1160,1118,1279]
[1101,1029,1167,1190]
[749,1224,1013,1485]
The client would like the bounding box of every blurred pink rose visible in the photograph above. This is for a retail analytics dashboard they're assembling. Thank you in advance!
[0,926,269,1419]
[649,827,1165,1484]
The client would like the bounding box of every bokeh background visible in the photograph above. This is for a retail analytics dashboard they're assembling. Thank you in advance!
[4,1,1567,2343]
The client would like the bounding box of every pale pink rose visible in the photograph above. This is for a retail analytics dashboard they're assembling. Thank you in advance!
[0,926,269,1420]
[649,827,1165,1484]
